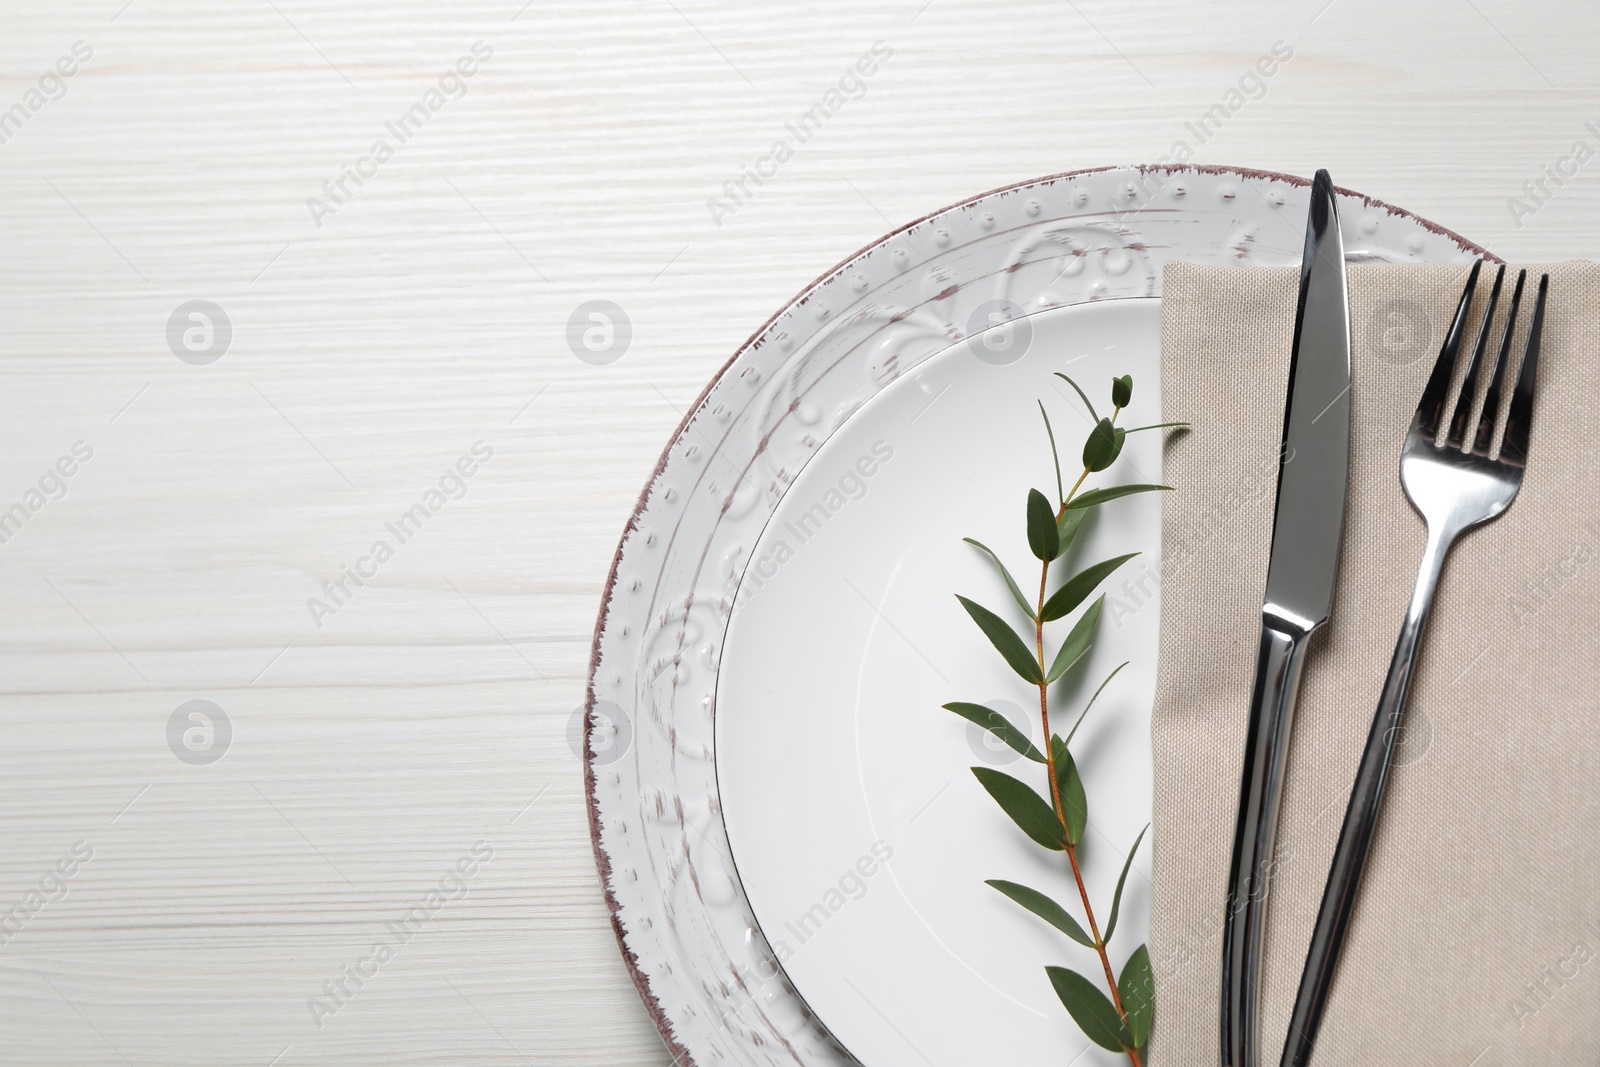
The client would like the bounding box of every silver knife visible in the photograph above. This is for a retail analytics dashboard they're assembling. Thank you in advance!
[1219,169,1351,1067]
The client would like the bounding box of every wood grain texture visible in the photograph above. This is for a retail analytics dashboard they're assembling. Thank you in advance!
[0,1,1595,1063]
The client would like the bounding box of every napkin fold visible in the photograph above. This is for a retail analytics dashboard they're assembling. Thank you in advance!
[1150,261,1600,1064]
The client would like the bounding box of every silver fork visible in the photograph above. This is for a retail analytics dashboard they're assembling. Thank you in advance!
[1278,261,1549,1066]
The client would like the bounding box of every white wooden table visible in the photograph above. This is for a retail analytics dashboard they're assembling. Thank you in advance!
[0,1,1594,1063]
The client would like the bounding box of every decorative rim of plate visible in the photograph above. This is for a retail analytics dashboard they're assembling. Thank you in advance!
[583,163,1491,1067]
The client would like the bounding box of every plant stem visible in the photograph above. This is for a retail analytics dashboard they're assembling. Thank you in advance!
[1062,465,1091,506]
[1037,408,1141,1066]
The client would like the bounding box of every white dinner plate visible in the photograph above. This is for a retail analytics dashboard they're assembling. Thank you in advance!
[716,298,1165,1067]
[583,165,1483,1067]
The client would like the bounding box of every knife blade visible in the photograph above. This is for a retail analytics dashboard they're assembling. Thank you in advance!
[1219,168,1351,1067]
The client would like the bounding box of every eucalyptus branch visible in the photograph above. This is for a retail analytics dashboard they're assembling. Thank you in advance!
[1036,403,1140,1066]
[948,371,1183,1064]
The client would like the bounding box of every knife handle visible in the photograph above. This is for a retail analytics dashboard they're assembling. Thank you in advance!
[1221,616,1312,1067]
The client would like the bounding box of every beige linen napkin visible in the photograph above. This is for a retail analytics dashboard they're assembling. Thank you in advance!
[1151,261,1600,1065]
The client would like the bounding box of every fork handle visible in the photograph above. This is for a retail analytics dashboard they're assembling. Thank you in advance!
[1279,531,1452,1067]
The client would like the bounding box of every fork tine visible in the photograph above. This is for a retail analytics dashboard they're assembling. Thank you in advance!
[1446,264,1507,448]
[1472,269,1527,454]
[1416,259,1483,438]
[1500,273,1549,463]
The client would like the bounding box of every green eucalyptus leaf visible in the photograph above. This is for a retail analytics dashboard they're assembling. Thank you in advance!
[956,596,1043,683]
[1055,373,1099,422]
[985,879,1095,948]
[1056,507,1087,551]
[1111,374,1133,408]
[1026,489,1060,561]
[971,767,1066,851]
[962,538,1036,621]
[1082,417,1119,472]
[1045,966,1132,1052]
[1065,661,1128,745]
[1118,945,1155,1049]
[944,702,1044,762]
[1039,401,1064,503]
[1041,555,1137,622]
[1049,736,1088,845]
[1103,824,1149,944]
[1125,421,1190,434]
[1046,595,1104,682]
[1065,484,1173,510]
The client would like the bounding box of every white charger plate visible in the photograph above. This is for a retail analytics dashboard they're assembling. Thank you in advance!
[584,166,1483,1067]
